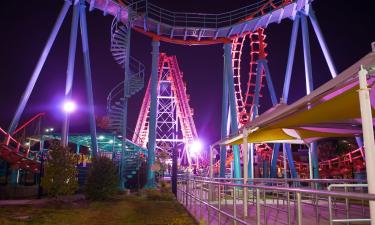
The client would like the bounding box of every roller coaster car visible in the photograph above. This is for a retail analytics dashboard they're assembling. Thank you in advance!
[0,144,40,173]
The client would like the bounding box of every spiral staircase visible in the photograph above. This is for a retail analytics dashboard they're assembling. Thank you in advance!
[107,15,147,184]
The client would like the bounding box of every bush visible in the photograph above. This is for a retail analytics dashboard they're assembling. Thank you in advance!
[85,156,119,200]
[41,143,78,198]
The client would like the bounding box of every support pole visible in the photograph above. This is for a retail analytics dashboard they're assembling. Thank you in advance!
[242,131,249,217]
[301,14,314,95]
[119,12,132,190]
[9,1,71,133]
[248,143,254,179]
[285,144,297,178]
[262,60,278,106]
[210,146,214,179]
[62,1,80,146]
[311,142,319,178]
[270,143,281,178]
[308,9,337,78]
[302,14,319,179]
[79,0,98,157]
[358,66,375,223]
[220,54,229,178]
[224,43,241,179]
[252,62,263,119]
[145,40,160,188]
[282,15,300,103]
[355,136,364,148]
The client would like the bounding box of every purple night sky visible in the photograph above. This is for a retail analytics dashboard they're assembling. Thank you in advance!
[0,0,374,150]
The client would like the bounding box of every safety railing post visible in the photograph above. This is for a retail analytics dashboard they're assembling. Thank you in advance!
[296,192,302,225]
[233,186,237,225]
[218,183,221,224]
[186,177,189,207]
[256,188,261,225]
[287,191,291,225]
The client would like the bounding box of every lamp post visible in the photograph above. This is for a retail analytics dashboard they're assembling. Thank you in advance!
[62,100,76,146]
[172,142,185,197]
[190,140,203,173]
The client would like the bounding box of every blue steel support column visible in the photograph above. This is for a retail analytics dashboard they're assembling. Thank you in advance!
[79,0,98,157]
[285,144,297,178]
[220,56,229,177]
[248,144,254,179]
[270,143,281,178]
[301,14,319,178]
[282,15,300,103]
[279,14,300,179]
[8,1,71,134]
[261,60,278,106]
[224,43,241,179]
[62,1,80,147]
[356,136,364,148]
[252,62,263,119]
[120,15,132,190]
[311,142,319,178]
[301,14,314,94]
[146,40,160,188]
[308,9,337,78]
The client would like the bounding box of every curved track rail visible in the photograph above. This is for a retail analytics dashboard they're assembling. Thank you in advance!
[87,0,310,45]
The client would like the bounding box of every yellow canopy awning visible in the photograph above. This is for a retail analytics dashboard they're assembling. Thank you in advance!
[222,51,375,146]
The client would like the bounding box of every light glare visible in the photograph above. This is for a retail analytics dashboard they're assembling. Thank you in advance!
[63,101,76,113]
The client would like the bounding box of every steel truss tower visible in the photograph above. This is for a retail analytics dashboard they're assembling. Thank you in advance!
[133,53,199,166]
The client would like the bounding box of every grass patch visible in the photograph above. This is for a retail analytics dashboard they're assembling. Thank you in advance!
[0,195,196,225]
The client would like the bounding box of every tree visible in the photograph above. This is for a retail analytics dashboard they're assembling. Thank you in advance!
[41,142,78,198]
[86,156,119,200]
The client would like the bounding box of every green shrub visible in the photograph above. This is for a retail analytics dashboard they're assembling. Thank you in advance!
[41,143,78,198]
[85,156,119,200]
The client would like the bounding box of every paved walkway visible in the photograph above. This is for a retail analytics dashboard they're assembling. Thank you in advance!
[0,194,85,206]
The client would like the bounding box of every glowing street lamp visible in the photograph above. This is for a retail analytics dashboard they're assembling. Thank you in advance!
[190,140,202,156]
[62,100,76,147]
[190,140,203,169]
[63,100,77,113]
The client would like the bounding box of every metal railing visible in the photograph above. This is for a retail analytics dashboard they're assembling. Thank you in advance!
[119,0,300,29]
[177,176,373,225]
[328,183,369,225]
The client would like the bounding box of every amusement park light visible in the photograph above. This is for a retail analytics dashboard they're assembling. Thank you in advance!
[109,139,114,144]
[45,128,54,133]
[98,135,105,140]
[190,140,202,156]
[63,100,76,113]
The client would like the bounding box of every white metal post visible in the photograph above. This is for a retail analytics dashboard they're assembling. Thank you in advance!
[358,65,375,224]
[210,145,214,179]
[242,130,249,217]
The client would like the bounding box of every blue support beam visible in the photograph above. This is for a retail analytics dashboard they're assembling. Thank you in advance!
[9,1,71,134]
[308,9,337,78]
[224,43,241,179]
[261,60,278,106]
[285,144,297,178]
[270,143,281,178]
[145,40,160,188]
[301,14,314,94]
[252,62,263,119]
[311,142,319,179]
[301,14,319,179]
[220,55,229,178]
[79,0,98,157]
[248,143,254,179]
[282,15,300,103]
[356,136,364,148]
[62,1,80,147]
